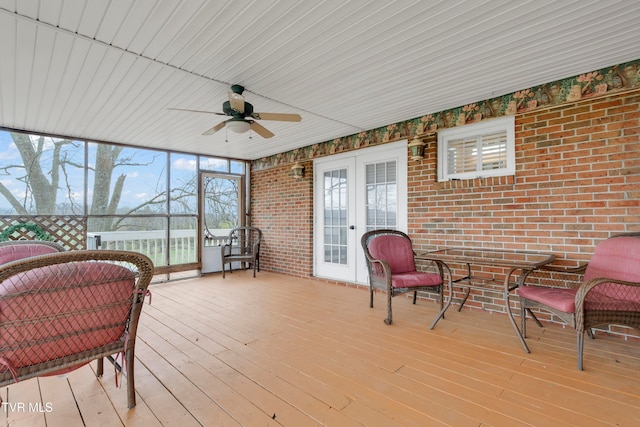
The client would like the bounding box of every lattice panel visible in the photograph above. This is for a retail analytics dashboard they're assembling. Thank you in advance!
[0,216,87,250]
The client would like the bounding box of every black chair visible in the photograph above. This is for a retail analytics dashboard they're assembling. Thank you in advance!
[221,226,262,278]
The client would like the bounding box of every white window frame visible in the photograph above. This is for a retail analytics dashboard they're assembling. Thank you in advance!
[437,115,515,181]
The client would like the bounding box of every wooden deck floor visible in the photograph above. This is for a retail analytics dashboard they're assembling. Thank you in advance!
[2,271,640,426]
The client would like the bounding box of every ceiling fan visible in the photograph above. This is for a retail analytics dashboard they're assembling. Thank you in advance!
[168,84,301,139]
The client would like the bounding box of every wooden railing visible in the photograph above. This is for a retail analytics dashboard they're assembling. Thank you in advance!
[89,228,234,268]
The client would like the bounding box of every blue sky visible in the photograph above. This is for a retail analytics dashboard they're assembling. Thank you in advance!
[0,130,199,213]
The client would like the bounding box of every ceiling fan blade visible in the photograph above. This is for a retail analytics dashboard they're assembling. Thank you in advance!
[168,107,226,115]
[250,121,274,139]
[202,121,226,136]
[251,112,301,122]
[228,92,245,113]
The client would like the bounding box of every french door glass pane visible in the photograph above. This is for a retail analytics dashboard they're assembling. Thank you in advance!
[324,168,348,264]
[365,161,397,232]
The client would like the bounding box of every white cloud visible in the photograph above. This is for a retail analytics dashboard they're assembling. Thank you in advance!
[173,158,197,171]
[0,142,19,160]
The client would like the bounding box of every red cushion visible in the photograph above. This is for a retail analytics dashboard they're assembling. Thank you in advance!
[0,244,59,265]
[0,262,136,375]
[584,236,640,283]
[369,234,416,274]
[517,286,578,313]
[392,271,442,288]
[583,236,640,304]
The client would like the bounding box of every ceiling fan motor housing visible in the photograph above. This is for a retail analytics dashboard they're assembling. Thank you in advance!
[223,100,253,117]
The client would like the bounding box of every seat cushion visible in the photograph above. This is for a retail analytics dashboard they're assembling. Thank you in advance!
[369,234,416,274]
[518,286,578,313]
[392,271,442,288]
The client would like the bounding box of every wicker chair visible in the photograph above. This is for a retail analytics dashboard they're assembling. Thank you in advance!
[518,233,640,369]
[361,229,444,325]
[221,226,262,278]
[0,250,154,408]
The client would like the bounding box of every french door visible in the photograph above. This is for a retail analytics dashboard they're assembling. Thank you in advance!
[313,141,407,283]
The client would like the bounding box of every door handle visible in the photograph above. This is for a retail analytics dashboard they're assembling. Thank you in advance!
[349,225,355,230]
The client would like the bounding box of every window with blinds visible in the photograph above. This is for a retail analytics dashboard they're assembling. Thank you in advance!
[437,116,515,181]
[365,161,397,232]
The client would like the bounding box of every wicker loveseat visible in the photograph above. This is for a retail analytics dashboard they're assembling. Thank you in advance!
[0,249,154,408]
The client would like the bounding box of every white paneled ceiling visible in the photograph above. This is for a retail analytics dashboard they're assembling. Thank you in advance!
[0,0,639,160]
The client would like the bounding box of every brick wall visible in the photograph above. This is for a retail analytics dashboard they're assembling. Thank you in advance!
[250,160,314,278]
[410,91,640,337]
[411,92,639,253]
[251,91,640,336]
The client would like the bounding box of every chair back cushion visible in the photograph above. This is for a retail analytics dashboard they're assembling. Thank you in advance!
[583,235,640,309]
[0,244,60,265]
[0,262,136,372]
[368,234,416,274]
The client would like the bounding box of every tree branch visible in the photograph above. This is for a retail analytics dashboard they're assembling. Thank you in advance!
[0,182,28,214]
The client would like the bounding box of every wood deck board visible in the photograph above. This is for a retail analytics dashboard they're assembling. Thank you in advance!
[2,271,639,426]
[37,375,86,426]
[2,377,47,426]
[134,339,241,426]
[263,321,565,427]
[66,366,126,427]
[141,294,341,426]
[137,315,316,426]
[90,367,164,427]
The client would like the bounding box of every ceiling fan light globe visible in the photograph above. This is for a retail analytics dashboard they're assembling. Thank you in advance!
[227,120,251,133]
